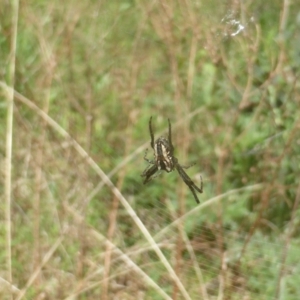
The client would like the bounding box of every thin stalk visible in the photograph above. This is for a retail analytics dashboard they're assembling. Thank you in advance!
[5,0,19,298]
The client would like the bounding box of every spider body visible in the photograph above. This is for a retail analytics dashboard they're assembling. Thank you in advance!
[154,137,174,172]
[141,117,203,204]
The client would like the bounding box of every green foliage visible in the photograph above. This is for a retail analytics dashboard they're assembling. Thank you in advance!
[1,0,300,299]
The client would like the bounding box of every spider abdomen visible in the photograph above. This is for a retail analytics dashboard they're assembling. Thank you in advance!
[154,137,174,172]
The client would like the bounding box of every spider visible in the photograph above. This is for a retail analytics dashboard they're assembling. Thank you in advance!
[141,117,203,204]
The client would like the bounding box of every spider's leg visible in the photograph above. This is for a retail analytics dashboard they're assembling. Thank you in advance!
[167,118,174,155]
[145,169,162,183]
[141,164,159,184]
[178,164,203,192]
[194,175,203,194]
[176,165,202,204]
[141,163,156,177]
[141,163,154,175]
[143,148,155,164]
[188,185,200,204]
[149,116,155,149]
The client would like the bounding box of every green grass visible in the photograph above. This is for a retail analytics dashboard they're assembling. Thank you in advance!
[1,0,300,299]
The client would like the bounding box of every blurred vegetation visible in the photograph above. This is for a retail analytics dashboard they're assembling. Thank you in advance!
[1,0,300,299]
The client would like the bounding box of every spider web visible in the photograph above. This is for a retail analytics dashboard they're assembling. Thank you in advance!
[5,91,299,299]
[2,1,299,299]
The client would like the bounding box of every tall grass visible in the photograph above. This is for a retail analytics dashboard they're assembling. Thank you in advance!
[1,0,300,299]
